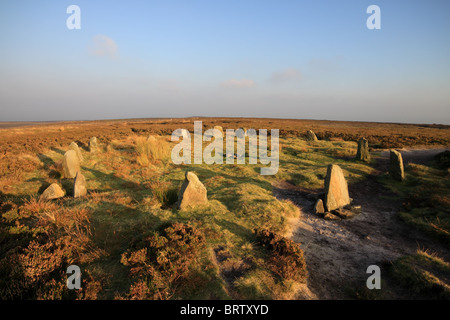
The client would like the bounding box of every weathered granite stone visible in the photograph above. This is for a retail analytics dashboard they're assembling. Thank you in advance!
[63,150,80,179]
[177,171,208,210]
[324,164,351,211]
[40,183,65,200]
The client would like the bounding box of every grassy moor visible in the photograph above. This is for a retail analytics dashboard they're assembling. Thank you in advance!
[0,118,449,300]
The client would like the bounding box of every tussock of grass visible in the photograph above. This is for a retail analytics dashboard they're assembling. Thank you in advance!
[389,250,450,299]
[134,136,171,166]
[380,162,450,245]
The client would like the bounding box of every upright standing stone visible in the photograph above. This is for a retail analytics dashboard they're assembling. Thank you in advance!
[69,142,84,162]
[63,150,80,179]
[324,164,351,211]
[73,171,87,198]
[389,149,405,181]
[40,183,65,200]
[306,130,318,142]
[356,138,370,162]
[177,171,208,210]
[89,137,98,153]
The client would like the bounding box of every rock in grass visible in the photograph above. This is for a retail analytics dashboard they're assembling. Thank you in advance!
[314,199,325,215]
[89,137,99,153]
[306,130,318,142]
[324,164,351,211]
[356,137,370,162]
[177,171,208,210]
[389,149,405,181]
[69,141,84,162]
[40,183,65,200]
[63,150,80,179]
[73,171,87,198]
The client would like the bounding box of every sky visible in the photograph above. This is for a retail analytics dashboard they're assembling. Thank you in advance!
[0,0,449,124]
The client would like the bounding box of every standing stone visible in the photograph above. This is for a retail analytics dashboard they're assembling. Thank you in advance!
[324,164,351,211]
[389,149,405,181]
[69,142,84,162]
[89,137,99,153]
[306,130,318,142]
[40,183,65,200]
[313,199,325,215]
[73,171,87,198]
[213,126,224,134]
[356,138,370,162]
[177,171,208,210]
[63,150,80,179]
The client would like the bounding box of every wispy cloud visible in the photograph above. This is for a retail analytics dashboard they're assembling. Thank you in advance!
[88,35,118,59]
[270,68,301,83]
[221,78,255,89]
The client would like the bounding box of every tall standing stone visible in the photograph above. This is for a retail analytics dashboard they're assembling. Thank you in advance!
[63,150,80,179]
[355,138,370,162]
[73,171,87,198]
[306,130,318,142]
[177,171,208,210]
[324,164,351,211]
[389,149,405,181]
[89,137,98,153]
[69,142,84,162]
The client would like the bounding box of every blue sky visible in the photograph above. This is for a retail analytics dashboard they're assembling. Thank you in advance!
[1,0,449,123]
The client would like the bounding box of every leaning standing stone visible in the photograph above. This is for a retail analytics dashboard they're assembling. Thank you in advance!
[89,137,99,153]
[40,183,65,200]
[73,171,87,198]
[69,142,84,162]
[177,171,208,210]
[306,130,318,142]
[389,149,405,181]
[63,150,80,179]
[324,164,351,211]
[355,138,370,162]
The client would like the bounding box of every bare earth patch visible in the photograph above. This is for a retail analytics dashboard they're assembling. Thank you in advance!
[274,148,450,299]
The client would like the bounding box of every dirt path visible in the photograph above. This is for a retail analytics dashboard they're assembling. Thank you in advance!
[274,148,449,300]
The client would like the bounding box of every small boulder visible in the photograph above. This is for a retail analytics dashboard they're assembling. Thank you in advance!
[324,164,351,211]
[89,137,99,153]
[40,183,65,200]
[355,138,370,162]
[63,150,80,179]
[73,171,87,198]
[69,142,84,162]
[177,171,208,210]
[324,212,341,220]
[389,149,405,181]
[306,130,318,142]
[313,199,325,215]
[332,209,355,219]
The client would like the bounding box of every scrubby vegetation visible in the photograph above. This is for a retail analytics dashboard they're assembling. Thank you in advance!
[389,250,450,299]
[379,154,450,246]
